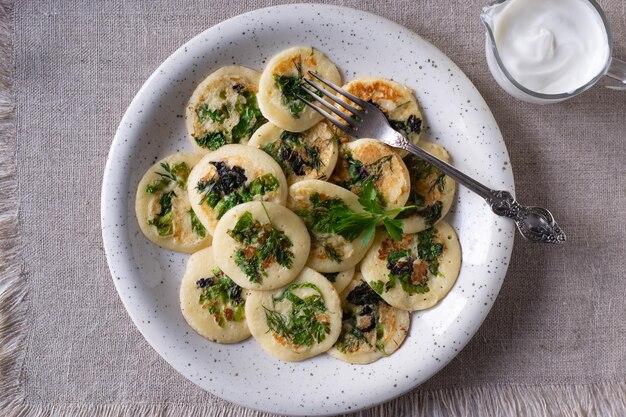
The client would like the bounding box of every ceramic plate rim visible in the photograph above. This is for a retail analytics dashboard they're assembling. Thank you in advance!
[101,4,515,415]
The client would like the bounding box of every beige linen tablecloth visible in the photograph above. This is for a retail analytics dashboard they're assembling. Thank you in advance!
[1,0,625,416]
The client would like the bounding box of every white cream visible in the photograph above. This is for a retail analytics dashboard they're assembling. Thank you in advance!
[486,0,610,95]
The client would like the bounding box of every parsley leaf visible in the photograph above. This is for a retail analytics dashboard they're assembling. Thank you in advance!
[294,182,414,247]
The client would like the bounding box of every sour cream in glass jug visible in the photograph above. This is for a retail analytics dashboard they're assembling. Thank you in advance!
[481,0,626,103]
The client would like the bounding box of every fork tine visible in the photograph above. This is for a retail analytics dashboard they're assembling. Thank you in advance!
[302,78,362,115]
[300,86,359,127]
[295,93,354,135]
[307,71,369,107]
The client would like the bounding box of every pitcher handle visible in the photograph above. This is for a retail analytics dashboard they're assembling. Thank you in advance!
[604,56,626,90]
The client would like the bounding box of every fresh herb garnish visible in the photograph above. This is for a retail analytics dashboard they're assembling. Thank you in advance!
[195,161,279,219]
[228,211,294,283]
[263,130,322,177]
[196,268,245,327]
[294,182,413,246]
[189,209,206,238]
[146,162,191,193]
[147,190,176,236]
[273,57,310,118]
[264,282,330,347]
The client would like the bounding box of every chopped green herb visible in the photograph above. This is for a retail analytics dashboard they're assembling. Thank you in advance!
[385,248,430,295]
[367,100,422,137]
[189,209,206,238]
[274,57,309,118]
[264,283,330,347]
[195,161,279,219]
[334,282,387,354]
[196,103,229,124]
[146,162,191,193]
[228,211,294,283]
[193,88,266,150]
[369,280,385,295]
[396,191,443,226]
[196,268,245,327]
[388,114,422,137]
[322,272,339,283]
[231,91,266,143]
[195,131,227,151]
[376,229,444,296]
[147,190,176,236]
[263,130,322,177]
[339,153,393,193]
[417,228,444,275]
[346,281,383,306]
[322,243,343,263]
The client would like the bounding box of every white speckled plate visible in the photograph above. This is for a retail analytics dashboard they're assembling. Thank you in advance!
[101,4,515,415]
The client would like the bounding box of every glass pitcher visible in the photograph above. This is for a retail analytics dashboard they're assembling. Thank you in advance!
[480,0,626,104]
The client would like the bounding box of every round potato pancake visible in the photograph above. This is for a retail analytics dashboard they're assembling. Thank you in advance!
[212,201,310,291]
[398,142,456,234]
[341,77,423,156]
[245,267,342,362]
[258,47,342,132]
[248,121,339,184]
[328,274,410,364]
[330,138,410,211]
[135,152,212,253]
[179,247,250,344]
[186,66,266,152]
[321,268,355,294]
[360,221,461,311]
[287,180,374,273]
[187,144,288,235]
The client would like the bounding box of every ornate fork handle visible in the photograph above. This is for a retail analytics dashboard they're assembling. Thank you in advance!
[399,138,566,243]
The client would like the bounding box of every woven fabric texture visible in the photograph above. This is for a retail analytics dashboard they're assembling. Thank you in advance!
[2,0,626,415]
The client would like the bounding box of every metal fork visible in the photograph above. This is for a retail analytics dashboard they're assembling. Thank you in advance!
[297,71,566,244]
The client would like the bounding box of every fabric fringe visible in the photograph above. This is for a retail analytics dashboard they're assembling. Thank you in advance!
[1,382,625,416]
[0,0,29,415]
